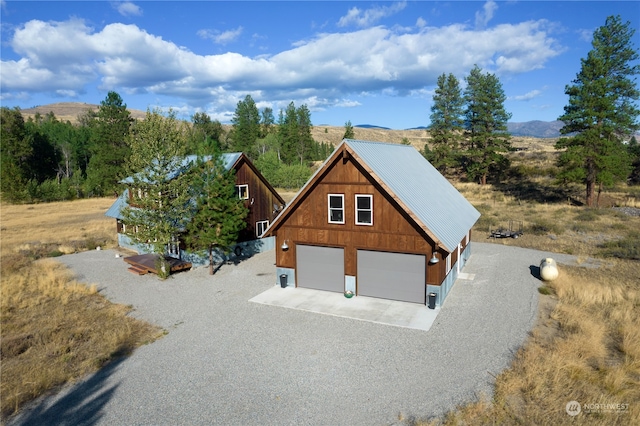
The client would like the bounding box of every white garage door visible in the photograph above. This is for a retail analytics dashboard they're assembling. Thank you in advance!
[297,245,344,293]
[357,250,426,304]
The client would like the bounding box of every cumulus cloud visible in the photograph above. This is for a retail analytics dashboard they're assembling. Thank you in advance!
[511,90,542,101]
[198,26,243,45]
[0,17,563,116]
[337,1,406,28]
[577,28,594,42]
[475,0,498,29]
[114,2,142,18]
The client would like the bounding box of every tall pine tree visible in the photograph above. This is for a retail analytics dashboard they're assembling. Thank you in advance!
[462,65,512,185]
[428,73,464,173]
[120,109,191,268]
[185,154,248,275]
[555,15,639,206]
[85,91,132,196]
[230,95,260,157]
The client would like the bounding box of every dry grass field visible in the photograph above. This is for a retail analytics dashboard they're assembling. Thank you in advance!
[0,198,163,420]
[1,133,639,424]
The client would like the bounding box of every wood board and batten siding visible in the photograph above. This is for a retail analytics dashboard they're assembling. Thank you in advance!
[265,139,480,306]
[274,152,443,283]
[233,155,286,242]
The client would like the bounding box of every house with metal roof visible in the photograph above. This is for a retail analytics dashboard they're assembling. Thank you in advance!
[263,139,480,307]
[106,152,286,264]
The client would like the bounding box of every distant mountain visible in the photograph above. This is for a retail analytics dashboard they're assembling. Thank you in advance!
[507,120,564,138]
[355,124,391,130]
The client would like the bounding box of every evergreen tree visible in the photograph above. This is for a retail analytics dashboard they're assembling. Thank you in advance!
[343,120,355,139]
[278,102,298,164]
[230,95,260,157]
[628,136,640,184]
[120,109,191,268]
[0,107,31,201]
[190,112,223,154]
[462,65,512,185]
[555,15,639,206]
[185,154,248,274]
[260,107,275,137]
[85,92,132,196]
[428,73,464,173]
[295,104,314,164]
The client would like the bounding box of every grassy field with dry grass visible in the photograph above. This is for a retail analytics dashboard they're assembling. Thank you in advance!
[416,147,640,424]
[420,262,640,425]
[0,198,163,420]
[1,139,639,424]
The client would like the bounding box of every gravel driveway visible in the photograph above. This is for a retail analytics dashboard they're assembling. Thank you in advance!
[10,242,577,425]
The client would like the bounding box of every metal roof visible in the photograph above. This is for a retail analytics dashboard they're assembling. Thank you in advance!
[344,139,480,252]
[120,153,242,184]
[105,188,129,219]
[107,153,243,219]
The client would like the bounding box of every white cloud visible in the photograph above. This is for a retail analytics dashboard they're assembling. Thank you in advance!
[0,18,563,116]
[511,90,542,101]
[475,0,498,29]
[577,28,594,42]
[114,2,142,18]
[336,99,361,108]
[416,17,427,29]
[197,26,243,45]
[337,1,407,28]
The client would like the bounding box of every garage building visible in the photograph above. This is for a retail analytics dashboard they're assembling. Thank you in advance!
[263,139,480,307]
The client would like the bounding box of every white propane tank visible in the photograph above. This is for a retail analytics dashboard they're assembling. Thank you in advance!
[540,258,559,281]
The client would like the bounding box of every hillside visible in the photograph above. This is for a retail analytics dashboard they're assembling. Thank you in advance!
[17,102,557,150]
[20,102,147,122]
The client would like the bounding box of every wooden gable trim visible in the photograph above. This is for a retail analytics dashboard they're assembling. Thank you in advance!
[263,142,348,237]
[231,153,286,205]
[264,140,446,252]
[344,144,446,252]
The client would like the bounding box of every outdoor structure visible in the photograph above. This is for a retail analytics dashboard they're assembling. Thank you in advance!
[263,139,480,307]
[106,152,286,265]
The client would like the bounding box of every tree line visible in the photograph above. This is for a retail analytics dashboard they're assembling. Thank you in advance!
[425,15,639,207]
[2,16,637,208]
[1,92,334,203]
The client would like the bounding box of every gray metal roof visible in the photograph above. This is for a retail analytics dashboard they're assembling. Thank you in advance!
[345,139,480,253]
[105,188,129,219]
[120,153,242,184]
[107,153,243,219]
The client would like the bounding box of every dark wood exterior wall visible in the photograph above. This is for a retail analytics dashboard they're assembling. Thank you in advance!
[273,150,470,286]
[234,156,286,242]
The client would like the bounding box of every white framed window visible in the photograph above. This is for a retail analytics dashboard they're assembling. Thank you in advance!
[446,253,451,275]
[236,184,249,200]
[355,194,373,225]
[328,194,345,224]
[256,220,269,238]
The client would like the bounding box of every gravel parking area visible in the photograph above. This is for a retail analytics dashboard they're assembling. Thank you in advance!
[10,242,576,425]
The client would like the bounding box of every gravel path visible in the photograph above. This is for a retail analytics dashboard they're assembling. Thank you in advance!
[10,243,575,425]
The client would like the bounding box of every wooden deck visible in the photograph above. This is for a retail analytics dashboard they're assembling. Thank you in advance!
[124,253,192,275]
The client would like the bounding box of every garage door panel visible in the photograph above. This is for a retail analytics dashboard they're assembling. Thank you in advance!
[357,250,425,304]
[297,245,344,293]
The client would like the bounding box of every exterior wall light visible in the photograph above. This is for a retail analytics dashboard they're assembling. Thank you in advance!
[429,253,439,264]
[281,240,289,251]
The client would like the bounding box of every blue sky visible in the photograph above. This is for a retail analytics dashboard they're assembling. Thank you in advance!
[1,1,638,129]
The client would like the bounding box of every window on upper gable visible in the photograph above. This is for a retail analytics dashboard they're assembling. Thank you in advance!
[236,184,249,200]
[355,194,373,225]
[328,194,345,224]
